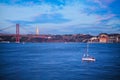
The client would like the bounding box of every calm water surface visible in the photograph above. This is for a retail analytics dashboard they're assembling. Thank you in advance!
[0,43,120,80]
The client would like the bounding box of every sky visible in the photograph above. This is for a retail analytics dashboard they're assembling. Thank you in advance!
[0,0,120,35]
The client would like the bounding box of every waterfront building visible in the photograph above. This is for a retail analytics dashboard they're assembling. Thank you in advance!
[99,33,109,43]
[108,34,120,43]
[88,37,99,43]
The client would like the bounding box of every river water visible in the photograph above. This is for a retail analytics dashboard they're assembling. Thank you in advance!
[0,43,120,80]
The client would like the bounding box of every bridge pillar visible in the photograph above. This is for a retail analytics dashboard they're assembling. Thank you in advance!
[16,24,20,43]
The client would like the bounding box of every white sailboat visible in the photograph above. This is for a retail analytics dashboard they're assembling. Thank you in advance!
[82,43,95,61]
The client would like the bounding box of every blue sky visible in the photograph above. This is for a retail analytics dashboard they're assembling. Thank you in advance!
[0,0,120,35]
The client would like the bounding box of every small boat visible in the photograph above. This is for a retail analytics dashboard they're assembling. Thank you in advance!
[82,43,95,62]
[82,56,95,61]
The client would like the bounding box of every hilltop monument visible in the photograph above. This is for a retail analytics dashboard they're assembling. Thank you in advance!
[36,26,39,35]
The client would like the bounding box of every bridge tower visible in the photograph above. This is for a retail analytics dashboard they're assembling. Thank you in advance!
[16,24,20,43]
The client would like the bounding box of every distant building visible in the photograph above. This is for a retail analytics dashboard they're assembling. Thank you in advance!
[99,33,109,43]
[47,36,52,39]
[116,36,120,42]
[109,36,116,43]
[88,37,99,43]
[108,34,120,43]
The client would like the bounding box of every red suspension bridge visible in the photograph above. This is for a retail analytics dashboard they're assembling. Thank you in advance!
[0,24,21,43]
[0,24,46,43]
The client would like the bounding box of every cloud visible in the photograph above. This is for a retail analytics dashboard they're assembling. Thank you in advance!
[88,0,115,8]
[0,1,98,25]
[94,0,107,8]
[32,13,70,23]
[0,0,119,34]
[6,13,70,24]
[106,18,120,32]
[102,0,115,4]
[96,14,116,22]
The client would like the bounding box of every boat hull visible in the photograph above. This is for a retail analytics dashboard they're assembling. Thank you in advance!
[82,57,95,61]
